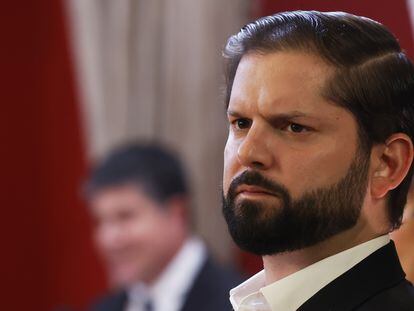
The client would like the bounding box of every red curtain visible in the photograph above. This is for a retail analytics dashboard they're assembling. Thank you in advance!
[1,1,105,310]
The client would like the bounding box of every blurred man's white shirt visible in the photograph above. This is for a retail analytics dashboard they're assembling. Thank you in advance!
[126,237,206,311]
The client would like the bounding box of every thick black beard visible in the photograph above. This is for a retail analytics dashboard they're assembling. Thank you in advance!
[222,151,370,256]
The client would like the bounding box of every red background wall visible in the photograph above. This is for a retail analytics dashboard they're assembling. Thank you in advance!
[1,1,105,310]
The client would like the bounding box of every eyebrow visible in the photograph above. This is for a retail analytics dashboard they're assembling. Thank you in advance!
[226,110,243,117]
[227,109,313,121]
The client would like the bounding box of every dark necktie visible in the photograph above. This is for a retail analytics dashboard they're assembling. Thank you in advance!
[144,299,153,311]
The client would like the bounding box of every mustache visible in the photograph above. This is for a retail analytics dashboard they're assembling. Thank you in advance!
[226,170,290,200]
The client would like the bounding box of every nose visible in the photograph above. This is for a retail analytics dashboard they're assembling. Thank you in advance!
[237,125,274,170]
[96,222,125,251]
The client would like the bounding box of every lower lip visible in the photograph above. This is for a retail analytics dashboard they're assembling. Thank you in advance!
[237,191,275,198]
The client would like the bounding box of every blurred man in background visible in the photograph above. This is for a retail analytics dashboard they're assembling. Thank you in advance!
[85,143,241,311]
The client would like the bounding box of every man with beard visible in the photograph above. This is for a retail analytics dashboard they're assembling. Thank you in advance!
[222,11,414,311]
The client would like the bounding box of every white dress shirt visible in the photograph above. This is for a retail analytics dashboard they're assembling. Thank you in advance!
[230,235,390,311]
[126,236,206,311]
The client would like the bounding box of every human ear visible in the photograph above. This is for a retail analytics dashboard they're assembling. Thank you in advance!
[371,133,414,199]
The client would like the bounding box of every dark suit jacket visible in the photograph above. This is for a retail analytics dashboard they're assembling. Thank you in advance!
[298,241,414,311]
[90,256,242,311]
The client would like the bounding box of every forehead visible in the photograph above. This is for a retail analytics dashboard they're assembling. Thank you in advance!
[90,184,159,213]
[229,51,335,114]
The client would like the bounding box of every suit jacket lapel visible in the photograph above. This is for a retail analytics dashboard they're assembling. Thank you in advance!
[91,290,127,311]
[180,256,240,311]
[298,241,406,311]
[180,257,211,311]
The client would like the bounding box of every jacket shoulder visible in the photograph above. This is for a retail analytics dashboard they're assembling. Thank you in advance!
[357,279,414,311]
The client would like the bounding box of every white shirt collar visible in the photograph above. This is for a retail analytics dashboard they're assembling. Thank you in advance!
[126,236,206,311]
[230,235,390,311]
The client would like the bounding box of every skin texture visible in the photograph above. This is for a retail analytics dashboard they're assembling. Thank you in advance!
[223,51,414,284]
[224,52,358,200]
[89,184,188,288]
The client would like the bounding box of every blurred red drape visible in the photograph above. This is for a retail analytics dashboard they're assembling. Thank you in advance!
[239,0,414,276]
[1,1,105,310]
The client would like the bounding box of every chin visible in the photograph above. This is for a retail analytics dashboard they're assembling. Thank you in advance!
[108,265,143,288]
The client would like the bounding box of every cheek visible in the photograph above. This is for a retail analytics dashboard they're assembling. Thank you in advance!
[223,137,239,193]
[127,216,158,243]
[93,229,107,252]
[93,224,128,255]
[130,213,173,246]
[284,145,356,196]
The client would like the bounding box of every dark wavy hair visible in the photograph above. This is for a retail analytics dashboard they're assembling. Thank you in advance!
[223,11,414,229]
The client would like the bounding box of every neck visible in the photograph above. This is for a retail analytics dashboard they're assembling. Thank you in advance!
[145,231,189,286]
[262,220,383,285]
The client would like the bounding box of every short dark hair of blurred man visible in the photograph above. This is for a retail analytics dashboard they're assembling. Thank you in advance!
[221,11,414,311]
[86,143,241,311]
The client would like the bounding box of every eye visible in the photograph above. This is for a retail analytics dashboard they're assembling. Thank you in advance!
[233,118,251,130]
[286,123,307,133]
